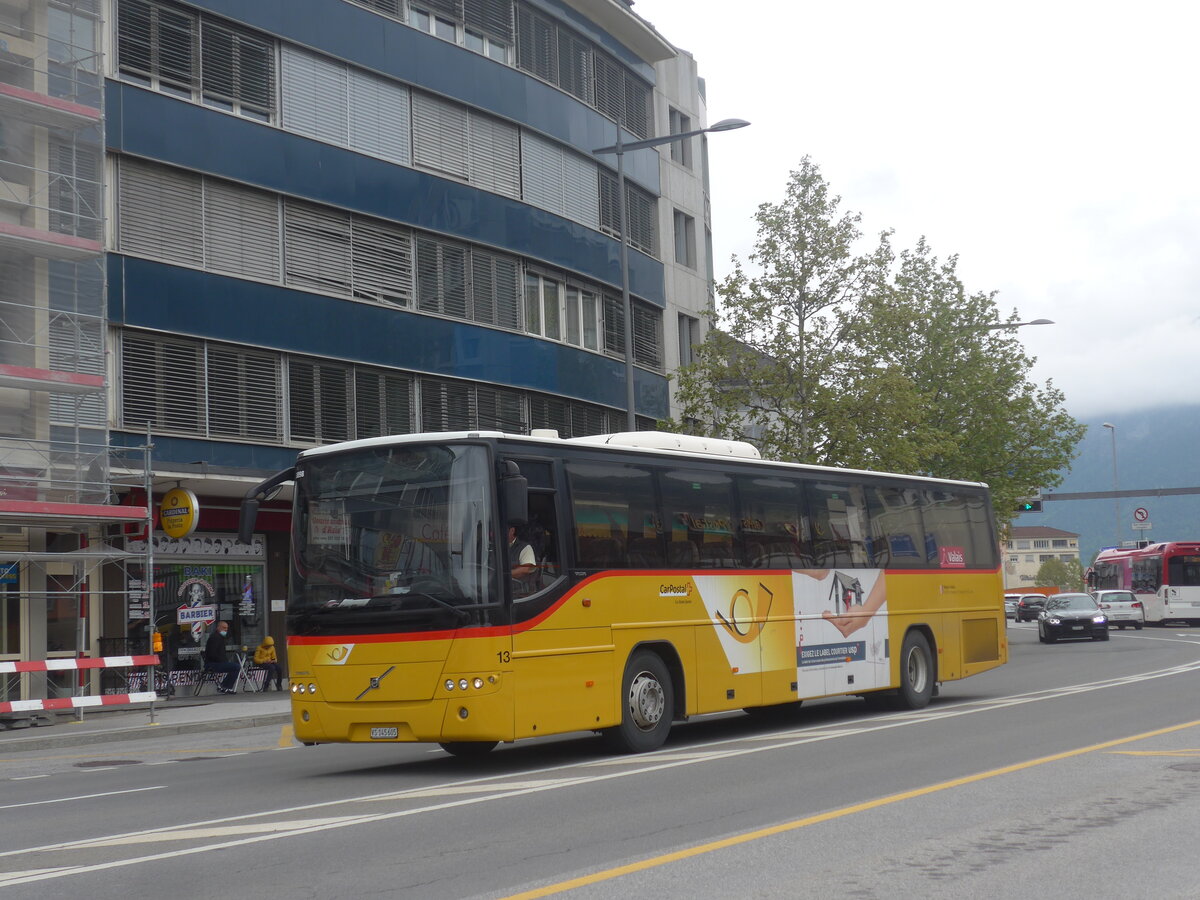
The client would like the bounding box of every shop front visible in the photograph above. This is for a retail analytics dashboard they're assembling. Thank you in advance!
[125,532,270,677]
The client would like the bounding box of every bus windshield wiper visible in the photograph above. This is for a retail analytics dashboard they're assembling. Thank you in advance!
[365,593,471,625]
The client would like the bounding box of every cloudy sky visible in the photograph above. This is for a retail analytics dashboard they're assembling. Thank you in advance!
[632,0,1200,418]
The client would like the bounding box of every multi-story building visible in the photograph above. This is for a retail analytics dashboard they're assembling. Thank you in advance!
[1002,526,1081,589]
[1,0,724,693]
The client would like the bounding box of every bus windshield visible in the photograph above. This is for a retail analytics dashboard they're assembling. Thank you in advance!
[290,443,497,635]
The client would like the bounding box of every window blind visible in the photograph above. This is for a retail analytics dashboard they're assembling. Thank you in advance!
[349,69,411,166]
[352,217,414,307]
[117,157,204,266]
[281,45,349,145]
[207,345,282,441]
[289,358,352,443]
[200,19,274,118]
[203,180,281,281]
[468,111,520,198]
[412,92,469,180]
[284,201,353,295]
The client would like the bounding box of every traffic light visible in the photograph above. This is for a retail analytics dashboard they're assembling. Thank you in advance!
[152,631,163,653]
[1016,499,1043,512]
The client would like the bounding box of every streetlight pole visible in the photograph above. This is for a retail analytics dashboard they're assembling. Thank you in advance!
[1102,422,1119,546]
[594,118,750,431]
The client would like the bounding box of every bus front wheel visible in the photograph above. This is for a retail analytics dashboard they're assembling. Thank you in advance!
[604,650,673,753]
[439,741,498,758]
[897,630,935,710]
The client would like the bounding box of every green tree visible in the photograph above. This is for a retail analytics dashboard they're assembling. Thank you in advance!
[670,156,1085,524]
[670,156,899,467]
[1035,557,1085,591]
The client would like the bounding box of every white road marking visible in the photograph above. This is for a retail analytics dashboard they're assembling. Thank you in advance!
[74,818,360,848]
[0,785,165,811]
[372,779,575,798]
[5,654,1200,886]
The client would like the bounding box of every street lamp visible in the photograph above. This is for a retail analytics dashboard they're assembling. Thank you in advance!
[973,318,1055,331]
[593,117,750,431]
[1102,422,1119,545]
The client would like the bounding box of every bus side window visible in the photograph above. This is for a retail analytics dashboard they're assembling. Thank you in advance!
[565,461,656,570]
[659,467,737,569]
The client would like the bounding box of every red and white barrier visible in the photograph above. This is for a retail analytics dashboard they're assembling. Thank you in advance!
[0,693,158,714]
[0,654,159,674]
[1,654,163,716]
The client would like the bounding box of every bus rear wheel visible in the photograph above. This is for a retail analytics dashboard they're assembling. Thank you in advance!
[897,630,935,709]
[439,741,498,758]
[604,650,673,753]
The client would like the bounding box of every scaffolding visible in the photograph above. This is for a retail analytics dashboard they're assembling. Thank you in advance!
[0,0,145,714]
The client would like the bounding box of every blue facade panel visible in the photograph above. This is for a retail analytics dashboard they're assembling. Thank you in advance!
[110,430,301,473]
[109,255,669,417]
[177,0,661,189]
[106,83,664,307]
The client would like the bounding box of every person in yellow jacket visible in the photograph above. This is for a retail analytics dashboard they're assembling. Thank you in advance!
[253,636,284,691]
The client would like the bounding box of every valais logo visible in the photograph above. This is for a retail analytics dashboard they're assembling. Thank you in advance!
[939,546,966,568]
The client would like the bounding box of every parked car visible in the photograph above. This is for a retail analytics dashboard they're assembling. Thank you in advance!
[1004,594,1021,618]
[1093,589,1144,630]
[1014,594,1048,622]
[1038,593,1109,643]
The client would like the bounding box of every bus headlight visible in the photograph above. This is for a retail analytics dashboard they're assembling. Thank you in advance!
[473,677,484,689]
[445,679,456,691]
[458,678,469,691]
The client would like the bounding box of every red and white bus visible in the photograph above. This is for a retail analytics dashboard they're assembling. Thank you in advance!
[1088,542,1200,625]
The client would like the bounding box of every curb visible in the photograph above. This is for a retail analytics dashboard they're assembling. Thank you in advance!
[0,712,293,754]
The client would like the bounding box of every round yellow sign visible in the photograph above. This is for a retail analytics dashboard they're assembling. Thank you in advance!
[159,487,200,539]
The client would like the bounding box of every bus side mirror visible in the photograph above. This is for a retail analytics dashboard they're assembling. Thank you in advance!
[238,497,259,545]
[501,461,528,526]
[238,467,295,545]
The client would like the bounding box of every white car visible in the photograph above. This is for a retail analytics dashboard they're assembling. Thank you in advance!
[1093,589,1144,630]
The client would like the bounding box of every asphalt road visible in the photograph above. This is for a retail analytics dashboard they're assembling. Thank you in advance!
[4,621,1200,899]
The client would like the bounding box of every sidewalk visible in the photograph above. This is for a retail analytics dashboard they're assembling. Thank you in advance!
[0,690,292,754]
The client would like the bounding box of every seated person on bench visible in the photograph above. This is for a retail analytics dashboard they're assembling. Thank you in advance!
[253,635,284,691]
[203,621,240,695]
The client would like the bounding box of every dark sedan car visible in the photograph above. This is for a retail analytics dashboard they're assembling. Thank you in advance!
[1038,593,1109,643]
[1014,594,1048,622]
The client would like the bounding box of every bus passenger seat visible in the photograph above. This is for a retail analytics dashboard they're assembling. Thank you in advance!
[578,537,624,569]
[666,541,700,568]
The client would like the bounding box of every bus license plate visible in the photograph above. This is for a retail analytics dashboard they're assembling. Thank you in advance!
[370,726,399,739]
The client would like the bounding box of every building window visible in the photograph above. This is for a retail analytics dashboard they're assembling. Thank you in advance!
[668,108,692,167]
[1033,539,1049,549]
[403,0,511,62]
[1039,554,1054,563]
[678,314,699,366]
[599,170,657,257]
[604,297,663,370]
[1052,539,1068,548]
[513,2,649,138]
[673,210,696,269]
[116,0,275,122]
[1015,540,1030,549]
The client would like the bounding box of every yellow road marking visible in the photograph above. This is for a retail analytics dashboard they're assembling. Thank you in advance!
[279,725,295,748]
[501,718,1200,899]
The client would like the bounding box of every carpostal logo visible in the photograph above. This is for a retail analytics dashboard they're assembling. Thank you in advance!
[659,583,694,598]
[939,546,966,568]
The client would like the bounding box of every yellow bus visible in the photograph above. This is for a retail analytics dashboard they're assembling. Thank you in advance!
[239,430,1006,756]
